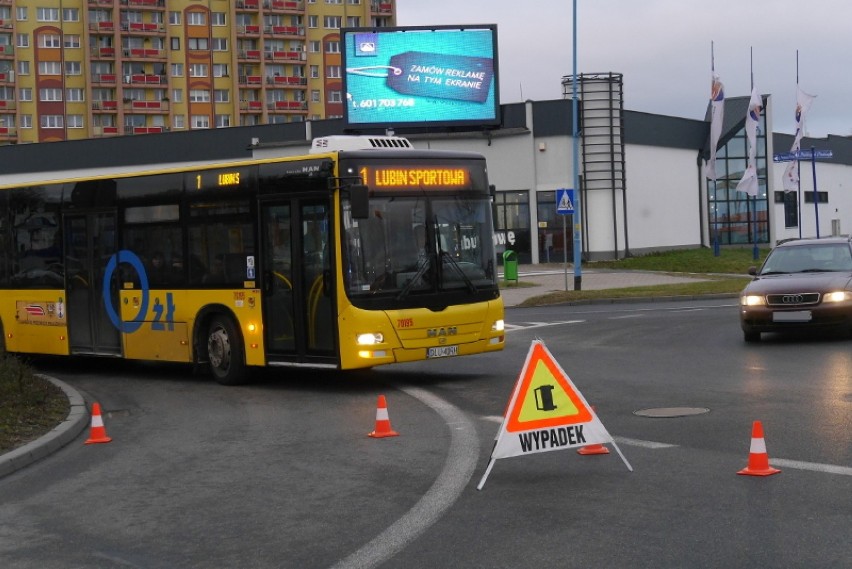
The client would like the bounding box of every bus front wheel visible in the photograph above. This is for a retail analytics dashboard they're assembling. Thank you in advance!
[206,315,248,385]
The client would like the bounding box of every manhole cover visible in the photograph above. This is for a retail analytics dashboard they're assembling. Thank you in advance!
[633,407,710,418]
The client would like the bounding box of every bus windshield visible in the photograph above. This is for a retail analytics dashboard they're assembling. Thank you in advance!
[342,194,497,299]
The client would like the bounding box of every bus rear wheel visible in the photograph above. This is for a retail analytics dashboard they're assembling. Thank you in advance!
[207,315,247,385]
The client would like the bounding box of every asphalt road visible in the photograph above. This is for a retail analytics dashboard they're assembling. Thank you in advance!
[0,298,850,568]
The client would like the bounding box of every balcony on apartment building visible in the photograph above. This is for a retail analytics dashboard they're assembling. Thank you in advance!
[122,46,166,60]
[91,46,116,59]
[239,100,264,112]
[120,0,166,9]
[265,74,307,86]
[122,98,170,112]
[0,125,17,141]
[0,98,15,111]
[123,73,165,86]
[266,100,307,111]
[371,2,393,14]
[263,50,305,63]
[0,69,14,84]
[91,100,119,112]
[239,75,264,87]
[238,49,262,61]
[120,21,166,34]
[89,21,115,33]
[263,25,305,39]
[264,0,303,13]
[0,44,13,60]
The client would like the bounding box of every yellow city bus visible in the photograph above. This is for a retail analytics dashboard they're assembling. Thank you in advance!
[0,136,504,384]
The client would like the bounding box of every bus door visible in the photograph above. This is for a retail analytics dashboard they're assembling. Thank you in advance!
[64,212,122,355]
[260,199,336,362]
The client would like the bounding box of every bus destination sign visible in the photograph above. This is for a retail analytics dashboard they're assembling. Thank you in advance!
[359,166,470,190]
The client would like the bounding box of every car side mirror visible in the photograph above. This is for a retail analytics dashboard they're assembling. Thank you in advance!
[747,266,757,276]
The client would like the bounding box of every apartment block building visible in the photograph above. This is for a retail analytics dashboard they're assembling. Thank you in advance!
[0,0,395,143]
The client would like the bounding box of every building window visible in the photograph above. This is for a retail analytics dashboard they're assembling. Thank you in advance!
[39,88,62,101]
[65,61,82,75]
[37,8,59,22]
[310,65,319,78]
[804,191,829,204]
[326,65,341,79]
[189,89,210,102]
[16,34,29,48]
[39,34,61,48]
[311,89,320,102]
[324,16,341,29]
[212,13,226,26]
[188,12,206,26]
[171,37,180,50]
[215,114,230,128]
[66,88,85,102]
[174,115,185,129]
[172,89,183,103]
[63,35,81,49]
[40,115,64,129]
[19,88,31,101]
[20,115,32,128]
[67,115,84,128]
[39,61,61,75]
[346,16,361,27]
[212,38,228,51]
[189,64,208,77]
[495,190,531,263]
[188,37,209,50]
[308,15,318,28]
[169,11,181,25]
[329,91,342,103]
[214,89,229,103]
[18,61,30,75]
[309,41,321,53]
[325,41,339,53]
[191,115,210,129]
[16,7,27,21]
[213,64,228,77]
[62,8,79,22]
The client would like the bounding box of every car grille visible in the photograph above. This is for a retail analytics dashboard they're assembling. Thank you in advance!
[766,292,821,307]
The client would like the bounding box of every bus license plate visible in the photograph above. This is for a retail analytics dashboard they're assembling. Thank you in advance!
[427,345,459,358]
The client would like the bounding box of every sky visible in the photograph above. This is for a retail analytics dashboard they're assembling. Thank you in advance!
[395,0,852,138]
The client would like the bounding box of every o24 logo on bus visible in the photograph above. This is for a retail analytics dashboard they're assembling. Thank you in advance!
[102,250,175,333]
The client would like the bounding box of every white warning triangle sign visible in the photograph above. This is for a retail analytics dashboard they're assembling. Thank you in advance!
[477,340,632,490]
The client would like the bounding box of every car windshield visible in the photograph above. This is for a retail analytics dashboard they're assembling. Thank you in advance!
[760,243,852,274]
[341,195,497,298]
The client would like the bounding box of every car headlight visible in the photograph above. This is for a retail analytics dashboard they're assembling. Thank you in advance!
[492,319,505,332]
[823,291,852,303]
[741,295,766,306]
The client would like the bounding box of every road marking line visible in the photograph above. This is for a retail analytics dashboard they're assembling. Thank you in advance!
[505,320,585,332]
[771,458,852,476]
[613,436,677,449]
[329,387,477,569]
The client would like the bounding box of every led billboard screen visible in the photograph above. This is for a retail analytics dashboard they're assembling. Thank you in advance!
[342,25,500,130]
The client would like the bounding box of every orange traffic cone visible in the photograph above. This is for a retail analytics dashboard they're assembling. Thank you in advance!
[577,442,610,455]
[368,395,399,438]
[85,402,112,444]
[578,406,609,455]
[737,420,780,476]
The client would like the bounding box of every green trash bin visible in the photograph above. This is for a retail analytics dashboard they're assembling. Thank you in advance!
[502,250,518,283]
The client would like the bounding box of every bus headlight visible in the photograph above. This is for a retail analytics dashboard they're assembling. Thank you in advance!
[357,332,384,345]
[492,319,505,332]
[740,295,765,307]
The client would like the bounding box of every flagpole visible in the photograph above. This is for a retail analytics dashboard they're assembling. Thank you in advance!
[711,42,720,257]
[750,48,759,261]
[571,0,582,290]
[796,50,802,239]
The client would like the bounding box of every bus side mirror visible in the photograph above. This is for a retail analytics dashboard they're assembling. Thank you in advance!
[350,184,370,219]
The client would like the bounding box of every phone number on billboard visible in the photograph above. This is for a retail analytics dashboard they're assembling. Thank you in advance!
[353,98,416,109]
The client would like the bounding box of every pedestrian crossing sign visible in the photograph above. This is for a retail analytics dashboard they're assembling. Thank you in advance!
[556,188,574,215]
